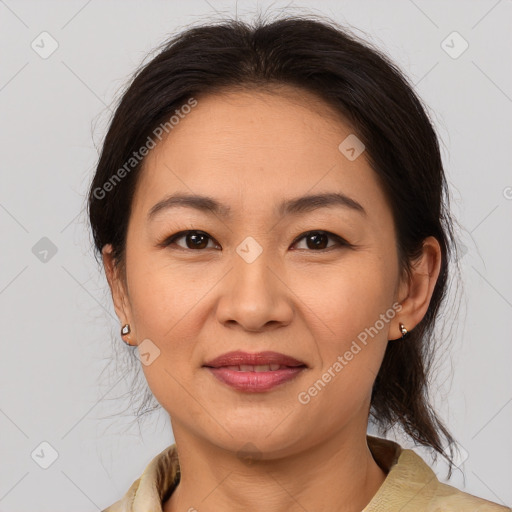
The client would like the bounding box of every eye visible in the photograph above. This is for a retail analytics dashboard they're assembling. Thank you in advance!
[159,230,220,250]
[291,230,349,251]
[159,229,349,252]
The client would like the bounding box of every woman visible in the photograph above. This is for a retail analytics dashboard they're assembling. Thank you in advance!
[88,14,510,512]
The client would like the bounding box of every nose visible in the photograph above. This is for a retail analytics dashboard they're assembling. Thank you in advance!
[215,248,294,333]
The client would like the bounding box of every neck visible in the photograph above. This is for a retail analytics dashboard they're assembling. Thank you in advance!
[163,424,387,512]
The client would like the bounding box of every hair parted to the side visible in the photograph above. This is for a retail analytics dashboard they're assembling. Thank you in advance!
[88,13,460,477]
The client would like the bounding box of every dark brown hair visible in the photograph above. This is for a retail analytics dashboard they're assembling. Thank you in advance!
[88,14,459,476]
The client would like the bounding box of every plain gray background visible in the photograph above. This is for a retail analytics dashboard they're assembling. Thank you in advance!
[1,0,511,510]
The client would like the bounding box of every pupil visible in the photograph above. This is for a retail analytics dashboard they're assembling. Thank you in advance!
[188,232,208,249]
[308,232,327,250]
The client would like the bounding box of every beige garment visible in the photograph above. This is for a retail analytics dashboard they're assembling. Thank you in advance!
[102,435,510,511]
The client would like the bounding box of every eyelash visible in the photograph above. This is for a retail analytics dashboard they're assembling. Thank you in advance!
[158,229,352,252]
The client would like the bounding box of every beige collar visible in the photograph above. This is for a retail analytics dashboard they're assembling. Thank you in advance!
[103,435,507,512]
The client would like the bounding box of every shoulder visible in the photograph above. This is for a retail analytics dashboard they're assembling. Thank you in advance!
[431,477,511,511]
[365,436,510,512]
[391,449,510,511]
[101,443,180,512]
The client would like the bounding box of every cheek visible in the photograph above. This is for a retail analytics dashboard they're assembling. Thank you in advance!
[124,254,213,386]
[127,260,209,413]
[294,265,394,423]
[297,255,397,347]
[126,252,207,333]
[294,255,397,403]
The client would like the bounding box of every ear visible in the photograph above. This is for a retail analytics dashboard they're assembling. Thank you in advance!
[102,244,133,330]
[393,236,442,339]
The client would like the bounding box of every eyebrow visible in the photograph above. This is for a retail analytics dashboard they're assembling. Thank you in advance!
[147,191,366,221]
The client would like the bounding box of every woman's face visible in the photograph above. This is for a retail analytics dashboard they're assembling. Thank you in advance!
[106,87,408,457]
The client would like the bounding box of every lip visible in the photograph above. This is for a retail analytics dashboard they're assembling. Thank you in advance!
[206,367,305,392]
[203,351,307,392]
[203,350,306,368]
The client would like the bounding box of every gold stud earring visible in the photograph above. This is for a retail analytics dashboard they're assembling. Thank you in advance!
[399,323,408,339]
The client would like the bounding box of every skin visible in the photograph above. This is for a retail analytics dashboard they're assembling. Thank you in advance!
[103,85,441,512]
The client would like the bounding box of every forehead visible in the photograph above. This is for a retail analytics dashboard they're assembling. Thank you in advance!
[131,87,388,221]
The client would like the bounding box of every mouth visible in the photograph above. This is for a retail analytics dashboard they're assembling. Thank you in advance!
[214,364,300,372]
[203,350,307,368]
[203,351,307,392]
